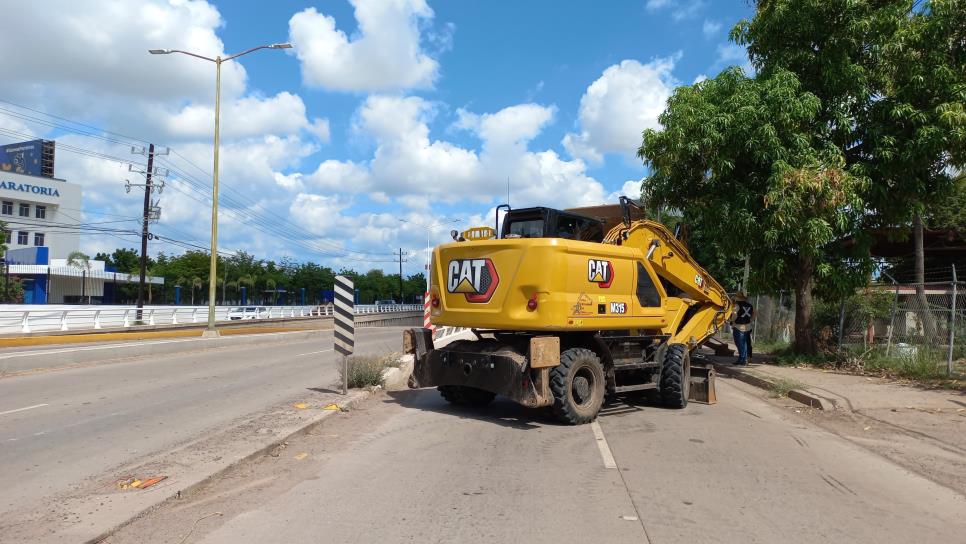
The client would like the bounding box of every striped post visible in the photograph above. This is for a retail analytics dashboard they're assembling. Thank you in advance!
[423,291,435,336]
[334,276,355,394]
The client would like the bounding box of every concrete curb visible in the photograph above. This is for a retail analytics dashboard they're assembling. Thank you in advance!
[85,383,386,544]
[712,362,835,411]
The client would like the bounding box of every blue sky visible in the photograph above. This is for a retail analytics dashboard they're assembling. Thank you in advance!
[0,0,754,274]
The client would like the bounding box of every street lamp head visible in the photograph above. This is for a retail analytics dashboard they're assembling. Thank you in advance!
[148,49,172,54]
[269,43,293,49]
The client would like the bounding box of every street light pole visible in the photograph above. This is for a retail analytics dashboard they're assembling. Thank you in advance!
[206,56,222,333]
[149,43,291,336]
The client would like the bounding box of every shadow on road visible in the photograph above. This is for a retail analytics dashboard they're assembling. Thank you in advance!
[385,388,672,427]
[306,386,342,395]
[385,388,554,430]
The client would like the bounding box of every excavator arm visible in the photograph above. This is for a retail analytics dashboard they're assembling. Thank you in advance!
[604,217,731,347]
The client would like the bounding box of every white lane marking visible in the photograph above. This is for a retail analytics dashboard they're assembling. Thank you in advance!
[0,403,49,416]
[293,349,334,357]
[591,420,617,469]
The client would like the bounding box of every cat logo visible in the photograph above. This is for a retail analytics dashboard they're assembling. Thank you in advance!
[447,259,499,303]
[587,259,614,288]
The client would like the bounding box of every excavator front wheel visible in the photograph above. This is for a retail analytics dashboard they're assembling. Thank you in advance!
[550,348,605,425]
[660,343,691,408]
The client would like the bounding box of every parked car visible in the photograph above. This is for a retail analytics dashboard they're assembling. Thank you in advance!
[227,306,268,320]
[374,299,397,306]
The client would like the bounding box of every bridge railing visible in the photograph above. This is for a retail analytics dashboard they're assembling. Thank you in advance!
[0,304,421,334]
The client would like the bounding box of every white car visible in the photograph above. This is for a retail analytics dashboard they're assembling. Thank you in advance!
[227,306,268,320]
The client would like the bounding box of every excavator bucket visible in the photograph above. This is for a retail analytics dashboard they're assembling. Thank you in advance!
[688,365,717,404]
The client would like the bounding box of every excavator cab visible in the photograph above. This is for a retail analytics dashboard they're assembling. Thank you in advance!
[500,207,606,242]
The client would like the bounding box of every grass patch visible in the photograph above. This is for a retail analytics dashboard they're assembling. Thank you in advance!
[770,378,806,398]
[340,353,400,389]
[861,346,950,381]
[754,339,791,355]
[774,350,830,367]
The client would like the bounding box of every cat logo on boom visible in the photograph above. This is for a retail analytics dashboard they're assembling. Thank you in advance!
[447,259,500,303]
[587,259,614,288]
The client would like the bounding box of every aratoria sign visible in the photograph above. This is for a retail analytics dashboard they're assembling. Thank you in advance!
[0,180,60,197]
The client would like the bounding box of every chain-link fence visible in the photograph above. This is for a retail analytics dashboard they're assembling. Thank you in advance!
[836,280,964,377]
[711,275,964,378]
[713,292,794,348]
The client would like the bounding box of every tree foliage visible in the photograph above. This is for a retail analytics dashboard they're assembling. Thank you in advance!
[639,0,966,353]
[639,68,870,352]
[98,247,425,306]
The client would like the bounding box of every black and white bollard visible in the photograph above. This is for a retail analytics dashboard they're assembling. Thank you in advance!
[334,275,355,395]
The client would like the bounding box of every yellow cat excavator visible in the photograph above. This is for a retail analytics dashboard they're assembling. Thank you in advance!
[404,197,730,424]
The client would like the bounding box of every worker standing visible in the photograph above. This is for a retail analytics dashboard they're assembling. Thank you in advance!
[730,292,754,365]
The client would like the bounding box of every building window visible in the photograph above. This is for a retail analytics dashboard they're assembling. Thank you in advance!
[33,232,44,247]
[17,231,28,245]
[2,230,9,244]
[35,205,46,219]
[1,201,11,215]
[18,203,29,217]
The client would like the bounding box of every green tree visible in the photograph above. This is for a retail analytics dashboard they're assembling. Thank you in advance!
[0,220,24,303]
[868,0,966,336]
[190,276,203,305]
[67,250,93,304]
[929,173,966,231]
[639,68,869,353]
[94,248,142,273]
[734,0,966,339]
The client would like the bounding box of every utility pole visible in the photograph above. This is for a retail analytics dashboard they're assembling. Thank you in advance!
[137,144,155,322]
[128,145,167,323]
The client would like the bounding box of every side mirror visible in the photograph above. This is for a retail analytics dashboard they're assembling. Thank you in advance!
[450,229,459,241]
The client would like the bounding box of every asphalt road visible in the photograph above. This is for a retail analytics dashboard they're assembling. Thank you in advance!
[109,377,966,544]
[0,327,405,528]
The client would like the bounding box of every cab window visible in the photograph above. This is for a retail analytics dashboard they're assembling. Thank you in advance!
[506,219,544,238]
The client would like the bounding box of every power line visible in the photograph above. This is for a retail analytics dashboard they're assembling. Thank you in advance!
[0,101,397,262]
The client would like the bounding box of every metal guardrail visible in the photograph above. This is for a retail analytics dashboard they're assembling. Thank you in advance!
[0,304,421,334]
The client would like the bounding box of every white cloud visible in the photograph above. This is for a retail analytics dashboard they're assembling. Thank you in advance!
[162,92,310,140]
[358,95,482,197]
[0,0,248,108]
[646,0,707,21]
[563,56,680,163]
[283,96,611,218]
[289,0,441,92]
[303,160,373,192]
[702,19,722,39]
[289,193,351,237]
[307,118,331,143]
[607,179,643,202]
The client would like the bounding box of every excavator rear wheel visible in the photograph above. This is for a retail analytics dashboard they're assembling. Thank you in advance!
[438,385,496,407]
[550,348,605,425]
[659,343,690,408]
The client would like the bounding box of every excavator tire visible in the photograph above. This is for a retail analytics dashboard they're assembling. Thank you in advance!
[438,385,496,407]
[660,343,690,408]
[550,348,605,425]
